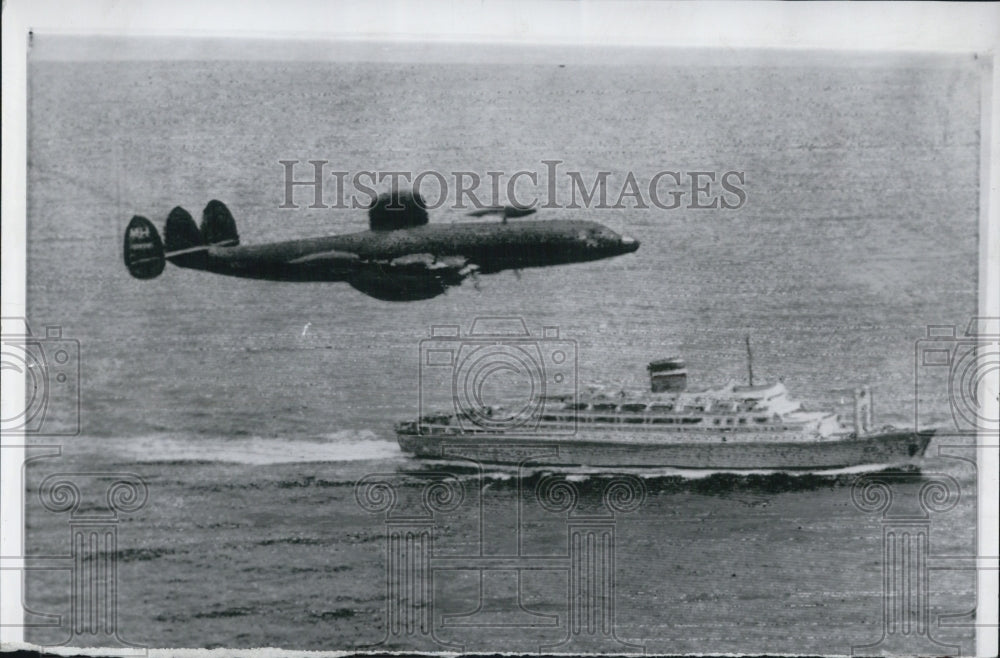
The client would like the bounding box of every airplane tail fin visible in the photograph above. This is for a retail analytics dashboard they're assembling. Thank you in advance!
[125,202,238,277]
[200,200,240,246]
[123,215,166,279]
[164,206,208,268]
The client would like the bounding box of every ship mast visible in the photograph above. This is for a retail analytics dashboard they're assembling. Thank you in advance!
[745,335,754,386]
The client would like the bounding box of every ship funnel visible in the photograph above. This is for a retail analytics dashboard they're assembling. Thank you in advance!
[648,357,687,392]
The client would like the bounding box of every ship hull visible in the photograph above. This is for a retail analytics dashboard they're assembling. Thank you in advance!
[396,429,934,470]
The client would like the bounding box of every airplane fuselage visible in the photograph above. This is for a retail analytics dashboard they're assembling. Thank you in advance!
[183,219,638,282]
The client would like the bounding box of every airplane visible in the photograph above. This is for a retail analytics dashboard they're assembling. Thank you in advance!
[122,190,640,301]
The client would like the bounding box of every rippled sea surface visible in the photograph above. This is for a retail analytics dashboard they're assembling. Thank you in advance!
[23,46,980,653]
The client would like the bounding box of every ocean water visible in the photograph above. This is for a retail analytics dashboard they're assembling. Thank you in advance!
[21,49,980,653]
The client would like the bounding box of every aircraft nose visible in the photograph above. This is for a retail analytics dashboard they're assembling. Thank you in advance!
[620,234,639,252]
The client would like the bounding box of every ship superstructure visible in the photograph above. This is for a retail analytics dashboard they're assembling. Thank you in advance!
[396,356,932,469]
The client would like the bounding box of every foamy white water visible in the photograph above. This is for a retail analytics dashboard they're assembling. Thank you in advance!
[89,430,403,465]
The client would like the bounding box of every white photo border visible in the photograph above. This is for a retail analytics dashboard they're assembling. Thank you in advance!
[2,1,997,655]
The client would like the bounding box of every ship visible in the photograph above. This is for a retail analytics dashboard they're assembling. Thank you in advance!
[395,352,933,470]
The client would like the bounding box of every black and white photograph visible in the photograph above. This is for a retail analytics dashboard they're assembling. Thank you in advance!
[2,2,998,656]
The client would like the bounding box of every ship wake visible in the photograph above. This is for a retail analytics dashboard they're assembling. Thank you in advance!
[76,430,404,465]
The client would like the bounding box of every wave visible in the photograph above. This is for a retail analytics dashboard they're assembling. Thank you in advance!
[409,458,913,480]
[381,461,926,496]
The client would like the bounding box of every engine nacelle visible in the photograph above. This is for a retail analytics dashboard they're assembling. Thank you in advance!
[368,189,429,231]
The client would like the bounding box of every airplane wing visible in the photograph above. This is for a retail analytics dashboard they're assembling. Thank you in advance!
[348,253,479,301]
[279,249,476,300]
[467,205,537,219]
